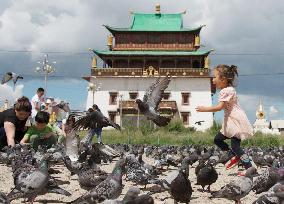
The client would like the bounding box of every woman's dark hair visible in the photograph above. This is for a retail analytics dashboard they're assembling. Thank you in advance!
[215,64,238,87]
[35,111,50,124]
[14,96,32,112]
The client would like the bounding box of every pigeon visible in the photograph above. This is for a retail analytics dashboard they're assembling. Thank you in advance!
[252,181,284,204]
[195,120,205,125]
[103,187,154,204]
[195,161,218,192]
[135,76,171,127]
[72,110,121,131]
[69,158,126,204]
[149,157,193,204]
[8,154,71,203]
[210,167,258,204]
[252,167,284,194]
[1,72,23,85]
[0,192,9,204]
[125,154,157,188]
[77,164,108,190]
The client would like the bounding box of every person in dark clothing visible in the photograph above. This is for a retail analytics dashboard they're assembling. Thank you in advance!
[86,104,103,144]
[0,96,32,150]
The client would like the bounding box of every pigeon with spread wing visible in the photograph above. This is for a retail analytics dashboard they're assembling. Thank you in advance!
[72,110,120,131]
[135,76,171,127]
[1,72,23,85]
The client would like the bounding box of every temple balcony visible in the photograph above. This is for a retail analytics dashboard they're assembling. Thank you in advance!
[119,100,177,111]
[90,67,210,77]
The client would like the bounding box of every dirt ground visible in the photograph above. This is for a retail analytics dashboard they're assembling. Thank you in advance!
[0,155,265,204]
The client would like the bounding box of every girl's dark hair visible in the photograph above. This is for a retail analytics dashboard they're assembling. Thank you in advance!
[215,64,238,87]
[14,96,32,112]
[35,111,50,124]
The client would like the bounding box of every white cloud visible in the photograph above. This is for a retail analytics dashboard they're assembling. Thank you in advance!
[0,84,24,106]
[269,106,279,115]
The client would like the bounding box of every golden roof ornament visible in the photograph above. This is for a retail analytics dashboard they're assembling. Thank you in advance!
[204,56,210,69]
[92,57,97,68]
[194,35,200,47]
[107,35,113,50]
[256,98,265,119]
[155,4,161,14]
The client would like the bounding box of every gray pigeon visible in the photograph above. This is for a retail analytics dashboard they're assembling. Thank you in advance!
[69,158,126,204]
[1,72,23,85]
[210,167,258,204]
[0,192,9,204]
[103,187,154,204]
[253,181,284,204]
[252,167,284,194]
[135,76,171,127]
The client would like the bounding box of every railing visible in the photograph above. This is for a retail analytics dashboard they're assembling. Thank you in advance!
[120,100,177,110]
[91,67,210,77]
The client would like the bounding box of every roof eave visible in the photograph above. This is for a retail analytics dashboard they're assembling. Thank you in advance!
[103,25,203,33]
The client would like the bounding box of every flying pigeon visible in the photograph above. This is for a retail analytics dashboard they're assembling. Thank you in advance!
[195,120,205,125]
[72,110,120,131]
[1,72,23,85]
[135,76,171,127]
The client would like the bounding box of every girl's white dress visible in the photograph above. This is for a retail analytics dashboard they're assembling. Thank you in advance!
[219,87,253,140]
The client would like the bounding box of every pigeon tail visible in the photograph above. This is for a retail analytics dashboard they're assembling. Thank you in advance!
[108,121,121,130]
[209,190,223,198]
[48,187,71,196]
[7,188,24,201]
[152,115,171,127]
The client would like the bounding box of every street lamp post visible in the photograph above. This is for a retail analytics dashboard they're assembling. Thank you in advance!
[119,94,123,128]
[87,77,101,106]
[35,54,56,97]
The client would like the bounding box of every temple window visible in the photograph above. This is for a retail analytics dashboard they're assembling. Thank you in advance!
[181,112,190,125]
[108,111,117,123]
[129,91,138,100]
[109,92,118,105]
[161,92,171,100]
[192,60,200,68]
[181,92,190,105]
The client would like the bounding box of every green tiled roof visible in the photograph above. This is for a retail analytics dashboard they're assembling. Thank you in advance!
[104,13,203,32]
[92,50,211,56]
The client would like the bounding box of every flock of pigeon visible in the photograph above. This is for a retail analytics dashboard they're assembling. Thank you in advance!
[0,140,284,204]
[0,76,284,204]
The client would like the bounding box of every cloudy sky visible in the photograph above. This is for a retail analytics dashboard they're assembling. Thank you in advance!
[0,0,283,123]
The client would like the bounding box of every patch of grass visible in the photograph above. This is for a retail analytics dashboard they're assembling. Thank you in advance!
[78,121,284,147]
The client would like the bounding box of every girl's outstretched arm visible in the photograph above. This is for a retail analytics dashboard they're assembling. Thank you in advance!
[195,102,225,112]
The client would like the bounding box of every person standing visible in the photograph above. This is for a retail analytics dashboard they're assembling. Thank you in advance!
[0,96,32,150]
[89,104,103,144]
[31,88,45,120]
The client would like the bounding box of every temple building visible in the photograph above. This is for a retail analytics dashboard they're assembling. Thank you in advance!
[84,5,215,130]
[253,98,280,135]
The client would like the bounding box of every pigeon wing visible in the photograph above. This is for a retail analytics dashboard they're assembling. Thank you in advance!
[11,73,23,85]
[72,111,102,130]
[143,76,171,109]
[1,72,12,84]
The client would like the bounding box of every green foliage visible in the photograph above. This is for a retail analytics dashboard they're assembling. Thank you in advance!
[78,121,284,147]
[164,118,186,132]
